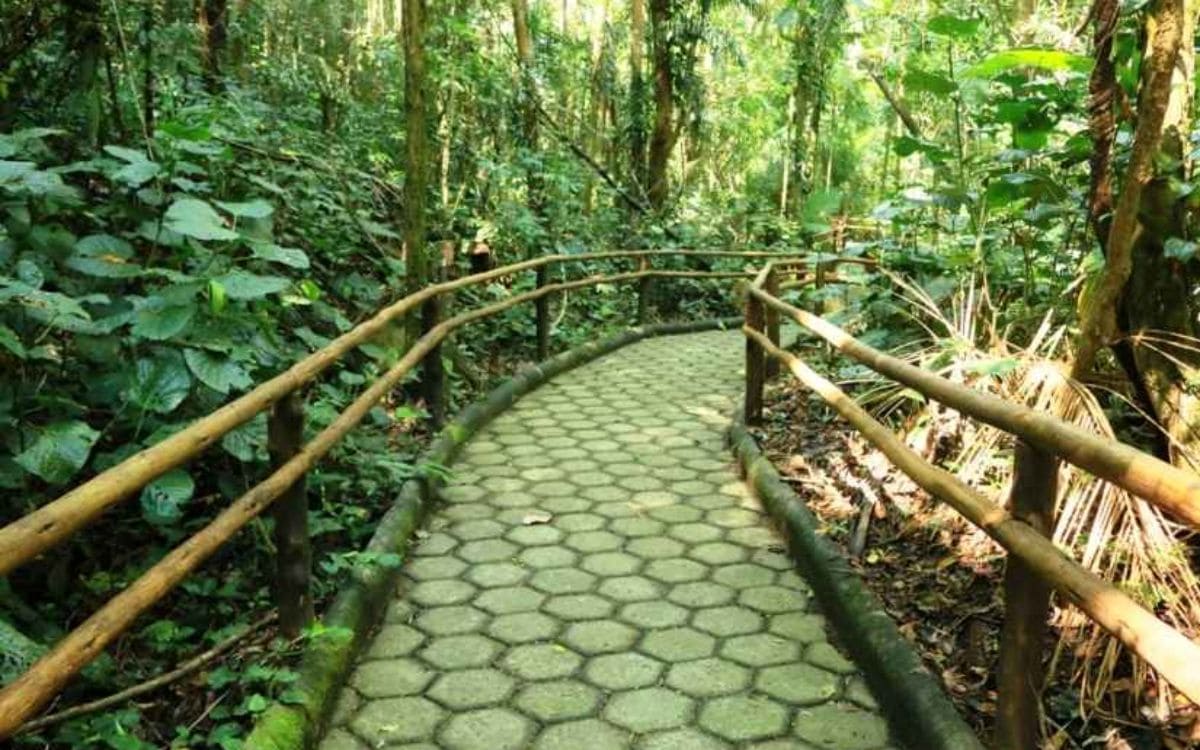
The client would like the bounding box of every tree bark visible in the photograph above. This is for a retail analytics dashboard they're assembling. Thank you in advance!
[629,0,648,192]
[511,0,544,249]
[647,0,673,210]
[402,0,428,293]
[199,0,228,92]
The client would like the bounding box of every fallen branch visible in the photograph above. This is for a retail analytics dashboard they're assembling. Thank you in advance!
[17,612,277,735]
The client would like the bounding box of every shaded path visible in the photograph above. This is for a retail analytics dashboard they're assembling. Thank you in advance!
[322,330,897,749]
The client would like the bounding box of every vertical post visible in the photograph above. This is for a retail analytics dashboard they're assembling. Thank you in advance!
[744,286,766,425]
[268,393,312,638]
[764,266,780,379]
[535,265,550,360]
[422,259,446,432]
[995,441,1058,750]
[637,255,652,325]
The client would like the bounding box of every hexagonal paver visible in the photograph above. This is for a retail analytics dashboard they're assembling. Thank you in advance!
[699,695,789,742]
[507,524,565,546]
[721,633,801,667]
[350,659,433,698]
[419,634,503,670]
[666,581,734,608]
[792,702,890,749]
[409,579,476,607]
[610,517,665,537]
[449,519,507,540]
[739,585,807,613]
[428,668,515,708]
[712,563,775,589]
[533,718,629,750]
[476,586,545,614]
[770,612,828,643]
[640,627,716,662]
[502,643,582,680]
[581,551,642,577]
[439,707,533,750]
[414,605,488,636]
[350,696,444,745]
[488,611,560,643]
[363,625,423,659]
[638,728,731,750]
[805,642,858,674]
[666,657,752,697]
[645,558,709,584]
[406,554,469,580]
[458,538,519,563]
[565,530,623,553]
[688,542,746,565]
[585,652,665,689]
[604,687,694,732]
[531,568,598,595]
[544,593,615,620]
[466,561,528,588]
[516,679,601,721]
[519,546,579,568]
[618,600,689,629]
[669,523,722,544]
[598,575,662,602]
[757,663,840,706]
[565,620,639,654]
[693,605,764,637]
[627,537,686,559]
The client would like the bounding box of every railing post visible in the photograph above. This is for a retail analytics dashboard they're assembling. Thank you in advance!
[765,267,780,379]
[995,441,1059,750]
[422,259,447,432]
[637,255,652,325]
[535,265,550,360]
[744,287,766,425]
[268,392,313,638]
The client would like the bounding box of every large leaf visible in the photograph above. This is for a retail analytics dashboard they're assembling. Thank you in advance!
[184,349,253,394]
[76,233,134,260]
[965,48,1092,78]
[221,414,268,462]
[0,161,36,184]
[216,199,274,219]
[213,270,290,300]
[927,14,981,37]
[0,324,25,358]
[165,198,238,241]
[903,69,957,96]
[131,300,196,340]
[250,243,310,269]
[65,256,143,278]
[103,145,151,163]
[114,161,161,187]
[140,469,195,525]
[127,352,192,414]
[15,421,100,484]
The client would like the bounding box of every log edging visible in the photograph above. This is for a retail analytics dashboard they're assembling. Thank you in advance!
[727,407,985,750]
[245,317,740,750]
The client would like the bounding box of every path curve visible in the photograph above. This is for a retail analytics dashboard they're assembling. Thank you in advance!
[322,330,897,750]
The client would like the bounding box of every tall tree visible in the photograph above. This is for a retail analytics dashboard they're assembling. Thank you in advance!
[403,0,428,291]
[647,0,673,210]
[511,0,544,249]
[628,0,648,192]
[198,0,228,91]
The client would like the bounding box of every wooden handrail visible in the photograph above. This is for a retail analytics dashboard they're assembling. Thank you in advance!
[0,265,788,735]
[0,250,814,578]
[747,286,1200,529]
[742,326,1200,706]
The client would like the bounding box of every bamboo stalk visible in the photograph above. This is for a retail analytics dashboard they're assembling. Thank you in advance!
[742,326,1200,707]
[0,250,791,578]
[0,268,731,736]
[748,288,1200,529]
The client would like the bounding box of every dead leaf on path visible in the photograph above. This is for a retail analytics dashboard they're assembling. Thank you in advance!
[523,511,553,525]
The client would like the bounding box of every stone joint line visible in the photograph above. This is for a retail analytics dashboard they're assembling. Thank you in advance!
[323,331,898,750]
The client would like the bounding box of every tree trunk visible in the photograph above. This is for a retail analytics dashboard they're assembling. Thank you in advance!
[199,0,228,92]
[65,0,104,148]
[511,0,544,249]
[647,0,673,211]
[142,0,159,139]
[402,0,428,293]
[629,0,647,193]
[1120,0,1200,469]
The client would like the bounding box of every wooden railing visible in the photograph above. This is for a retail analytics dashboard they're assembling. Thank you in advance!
[742,261,1200,749]
[0,248,866,738]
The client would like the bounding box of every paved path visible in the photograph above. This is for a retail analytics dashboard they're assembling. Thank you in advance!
[322,330,897,750]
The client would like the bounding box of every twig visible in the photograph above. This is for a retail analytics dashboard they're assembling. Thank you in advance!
[18,613,277,734]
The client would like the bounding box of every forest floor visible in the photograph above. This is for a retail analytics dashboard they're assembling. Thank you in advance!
[756,370,1199,750]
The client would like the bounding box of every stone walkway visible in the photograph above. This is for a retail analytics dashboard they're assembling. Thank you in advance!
[322,330,898,750]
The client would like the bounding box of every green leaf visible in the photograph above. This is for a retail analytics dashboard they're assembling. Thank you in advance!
[140,469,194,525]
[903,69,957,96]
[213,270,290,300]
[0,324,25,358]
[132,300,196,341]
[965,48,1092,78]
[114,160,161,187]
[926,14,981,37]
[220,414,267,462]
[0,161,36,184]
[127,352,192,414]
[1164,237,1198,261]
[184,349,253,394]
[251,243,310,269]
[65,256,144,278]
[103,145,150,163]
[165,198,238,241]
[216,199,274,219]
[15,421,100,484]
[76,233,134,259]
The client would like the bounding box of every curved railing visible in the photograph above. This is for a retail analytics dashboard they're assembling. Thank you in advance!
[0,249,869,737]
[741,261,1200,750]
